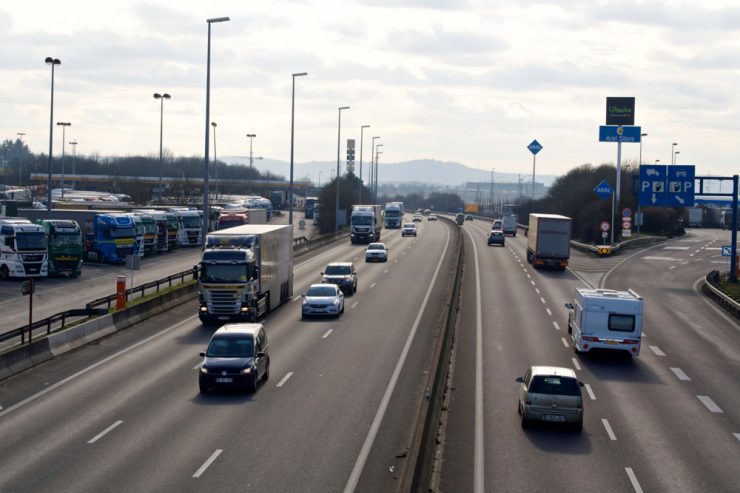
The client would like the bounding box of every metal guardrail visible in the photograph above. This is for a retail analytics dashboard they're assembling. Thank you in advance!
[86,268,199,310]
[703,270,740,318]
[0,308,109,344]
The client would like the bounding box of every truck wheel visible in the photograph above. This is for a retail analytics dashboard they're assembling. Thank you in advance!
[0,266,9,280]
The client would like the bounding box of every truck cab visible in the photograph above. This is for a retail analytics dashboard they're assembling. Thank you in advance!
[0,218,48,279]
[40,219,83,277]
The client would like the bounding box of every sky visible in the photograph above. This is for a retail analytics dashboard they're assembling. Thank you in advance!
[2,0,740,179]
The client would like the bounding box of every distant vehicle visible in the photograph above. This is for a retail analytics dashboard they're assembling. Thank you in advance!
[384,202,404,228]
[491,219,503,230]
[516,366,584,432]
[302,283,345,318]
[465,214,474,221]
[565,288,644,356]
[169,208,203,246]
[198,323,270,393]
[304,197,319,219]
[526,214,571,270]
[321,262,357,295]
[686,207,703,228]
[721,208,737,230]
[412,214,423,222]
[0,218,48,280]
[428,214,437,221]
[487,230,505,247]
[423,209,431,215]
[402,223,417,237]
[455,213,465,225]
[502,214,518,236]
[39,219,83,277]
[270,190,285,210]
[131,212,158,256]
[365,242,389,262]
[351,205,383,243]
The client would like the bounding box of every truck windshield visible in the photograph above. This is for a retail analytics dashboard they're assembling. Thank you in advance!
[352,216,373,225]
[385,211,400,217]
[181,216,201,228]
[217,219,244,230]
[201,264,249,283]
[143,223,157,234]
[111,228,134,239]
[50,233,81,246]
[15,232,47,250]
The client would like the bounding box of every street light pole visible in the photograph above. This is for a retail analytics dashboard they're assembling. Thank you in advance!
[202,16,230,242]
[45,56,61,216]
[674,150,680,165]
[335,106,350,232]
[374,144,383,203]
[56,122,71,199]
[154,92,171,204]
[211,122,218,197]
[358,125,370,203]
[16,132,26,186]
[671,142,678,165]
[289,72,308,226]
[370,136,380,203]
[69,139,77,189]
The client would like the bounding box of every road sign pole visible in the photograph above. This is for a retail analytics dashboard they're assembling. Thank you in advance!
[610,192,615,245]
[615,139,622,241]
[731,174,738,282]
[531,154,536,199]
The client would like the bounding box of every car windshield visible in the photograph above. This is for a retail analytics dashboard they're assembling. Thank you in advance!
[529,375,580,396]
[368,244,385,250]
[306,286,338,297]
[403,224,414,228]
[200,264,249,283]
[207,337,253,358]
[325,265,351,275]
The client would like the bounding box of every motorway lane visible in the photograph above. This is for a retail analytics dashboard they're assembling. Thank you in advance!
[0,217,457,492]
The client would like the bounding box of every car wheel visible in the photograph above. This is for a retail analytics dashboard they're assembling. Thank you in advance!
[341,302,345,314]
[353,283,357,294]
[262,360,270,381]
[520,406,529,429]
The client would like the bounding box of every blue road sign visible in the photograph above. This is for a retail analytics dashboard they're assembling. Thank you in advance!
[594,180,613,200]
[666,165,695,207]
[722,245,732,256]
[527,140,543,155]
[599,125,642,143]
[639,164,667,206]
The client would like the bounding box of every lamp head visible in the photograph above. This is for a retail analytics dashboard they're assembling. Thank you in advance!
[45,57,60,66]
[207,17,230,23]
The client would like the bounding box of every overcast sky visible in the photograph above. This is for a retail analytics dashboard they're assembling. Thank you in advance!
[2,0,740,178]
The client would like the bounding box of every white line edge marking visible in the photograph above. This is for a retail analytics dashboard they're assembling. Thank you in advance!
[584,384,596,400]
[0,315,198,419]
[692,276,740,334]
[276,372,294,388]
[351,301,359,309]
[470,228,485,493]
[571,358,581,371]
[546,308,552,316]
[370,282,376,288]
[697,395,723,413]
[87,420,123,444]
[602,418,616,440]
[560,337,569,347]
[193,449,223,478]
[344,224,451,493]
[552,321,560,331]
[649,345,665,356]
[322,329,333,339]
[670,367,691,381]
[625,467,644,493]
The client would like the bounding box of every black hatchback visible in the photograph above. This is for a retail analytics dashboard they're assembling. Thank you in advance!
[199,323,270,393]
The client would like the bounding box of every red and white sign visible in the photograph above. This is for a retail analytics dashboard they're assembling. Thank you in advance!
[600,221,610,232]
[622,221,632,229]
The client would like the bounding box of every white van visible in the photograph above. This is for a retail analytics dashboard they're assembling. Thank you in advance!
[565,288,643,356]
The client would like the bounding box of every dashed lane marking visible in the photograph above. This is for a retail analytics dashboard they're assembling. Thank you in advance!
[322,329,333,339]
[602,418,616,440]
[193,449,223,478]
[670,367,691,381]
[546,308,552,316]
[697,395,723,413]
[625,468,644,493]
[88,420,123,444]
[276,372,294,388]
[560,337,569,347]
[552,321,560,330]
[351,301,359,309]
[649,346,666,356]
[571,358,581,371]
[584,384,596,400]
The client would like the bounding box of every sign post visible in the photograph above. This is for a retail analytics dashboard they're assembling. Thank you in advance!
[21,279,35,344]
[594,180,614,243]
[527,140,542,199]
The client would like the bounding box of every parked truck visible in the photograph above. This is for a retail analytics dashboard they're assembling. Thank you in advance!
[169,208,203,247]
[0,218,48,280]
[198,224,293,325]
[351,205,383,243]
[39,219,83,277]
[686,207,704,228]
[215,208,267,230]
[565,288,644,356]
[132,212,158,256]
[526,213,571,270]
[384,202,404,228]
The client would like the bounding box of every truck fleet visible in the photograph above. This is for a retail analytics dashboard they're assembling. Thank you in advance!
[526,213,571,270]
[350,205,383,243]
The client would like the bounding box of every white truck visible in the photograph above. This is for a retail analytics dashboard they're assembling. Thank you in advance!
[384,202,404,228]
[169,208,203,246]
[0,218,48,280]
[526,213,571,270]
[350,205,383,244]
[198,224,293,325]
[565,288,644,356]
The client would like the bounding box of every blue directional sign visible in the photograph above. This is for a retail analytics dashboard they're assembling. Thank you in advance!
[666,165,695,207]
[594,180,613,200]
[722,245,732,257]
[599,125,642,143]
[527,140,543,155]
[639,164,667,206]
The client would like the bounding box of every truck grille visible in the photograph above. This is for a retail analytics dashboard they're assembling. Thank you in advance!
[22,254,44,262]
[23,263,43,275]
[208,290,241,314]
[52,259,78,272]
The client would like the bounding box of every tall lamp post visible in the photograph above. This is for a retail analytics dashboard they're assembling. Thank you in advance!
[246,133,256,192]
[374,144,383,203]
[153,92,171,204]
[671,142,678,165]
[358,124,370,203]
[202,16,230,241]
[16,132,26,186]
[211,122,218,197]
[370,136,380,202]
[335,106,350,232]
[673,150,680,165]
[289,72,308,226]
[56,122,71,199]
[45,56,61,216]
[69,139,78,189]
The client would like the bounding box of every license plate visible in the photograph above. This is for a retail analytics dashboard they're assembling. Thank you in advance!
[543,414,565,422]
[218,316,229,320]
[215,378,232,383]
[605,340,619,345]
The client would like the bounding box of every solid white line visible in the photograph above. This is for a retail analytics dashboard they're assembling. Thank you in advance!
[697,395,723,413]
[561,337,569,347]
[540,297,546,304]
[584,384,596,400]
[571,358,581,371]
[602,418,616,440]
[0,315,198,420]
[552,321,560,331]
[276,372,294,388]
[322,329,333,339]
[88,420,123,444]
[625,467,644,493]
[193,449,222,478]
[670,367,691,381]
[692,276,740,334]
[344,224,451,493]
[351,301,359,309]
[649,345,665,356]
[470,230,485,493]
[546,308,552,316]
[370,282,376,288]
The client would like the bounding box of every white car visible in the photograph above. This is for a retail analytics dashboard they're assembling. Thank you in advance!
[301,283,345,318]
[365,242,389,262]
[401,223,417,237]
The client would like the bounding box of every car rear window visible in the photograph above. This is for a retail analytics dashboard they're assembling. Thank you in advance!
[609,314,635,332]
[529,375,580,396]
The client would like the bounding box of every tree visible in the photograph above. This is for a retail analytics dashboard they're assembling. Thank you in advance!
[316,174,371,233]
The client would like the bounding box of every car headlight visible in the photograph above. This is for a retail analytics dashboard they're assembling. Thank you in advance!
[199,367,208,374]
[242,367,253,374]
[333,299,341,306]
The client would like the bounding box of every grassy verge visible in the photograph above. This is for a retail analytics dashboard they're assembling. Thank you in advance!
[116,280,197,312]
[718,274,740,302]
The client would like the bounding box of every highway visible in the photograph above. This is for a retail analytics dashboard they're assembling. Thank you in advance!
[0,216,457,492]
[438,220,740,492]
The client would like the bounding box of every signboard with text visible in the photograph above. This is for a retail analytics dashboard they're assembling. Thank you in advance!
[606,97,635,126]
[599,125,642,143]
[639,164,695,207]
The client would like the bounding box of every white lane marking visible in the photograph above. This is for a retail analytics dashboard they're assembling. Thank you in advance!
[469,229,486,493]
[705,247,722,251]
[527,275,532,280]
[670,367,691,381]
[353,256,358,261]
[0,315,197,420]
[345,223,452,493]
[734,433,740,442]
[88,420,123,444]
[394,259,398,263]
[192,362,202,370]
[669,265,677,270]
[571,358,581,371]
[322,329,333,339]
[546,308,552,316]
[649,345,665,356]
[552,321,560,331]
[370,282,376,288]
[535,288,540,294]
[689,253,695,257]
[602,418,616,440]
[523,269,528,273]
[681,262,689,265]
[625,467,644,493]
[697,395,723,413]
[560,337,569,347]
[351,301,359,309]
[384,269,389,274]
[193,449,222,478]
[692,276,740,334]
[584,384,596,400]
[540,297,546,304]
[276,372,294,388]
[664,246,690,250]
[530,281,536,286]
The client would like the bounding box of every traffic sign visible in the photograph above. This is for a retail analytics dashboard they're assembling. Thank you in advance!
[599,125,642,143]
[622,229,632,237]
[666,165,695,206]
[600,221,610,232]
[639,164,667,206]
[527,140,543,155]
[622,221,632,229]
[598,246,611,255]
[594,180,613,200]
[722,245,732,256]
[623,208,632,218]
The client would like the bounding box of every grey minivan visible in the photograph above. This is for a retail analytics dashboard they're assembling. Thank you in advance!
[199,323,270,393]
[516,366,584,432]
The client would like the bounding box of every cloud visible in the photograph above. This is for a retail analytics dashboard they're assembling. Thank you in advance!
[389,26,507,57]
[358,0,471,10]
[584,1,740,31]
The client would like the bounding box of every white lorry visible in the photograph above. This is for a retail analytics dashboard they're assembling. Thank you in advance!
[198,224,293,325]
[0,218,48,279]
[565,288,644,356]
[169,208,203,246]
[384,202,404,228]
[526,213,571,270]
[350,205,383,243]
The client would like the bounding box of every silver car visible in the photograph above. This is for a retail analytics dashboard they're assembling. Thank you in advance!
[365,242,389,262]
[516,366,584,432]
[301,283,345,318]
